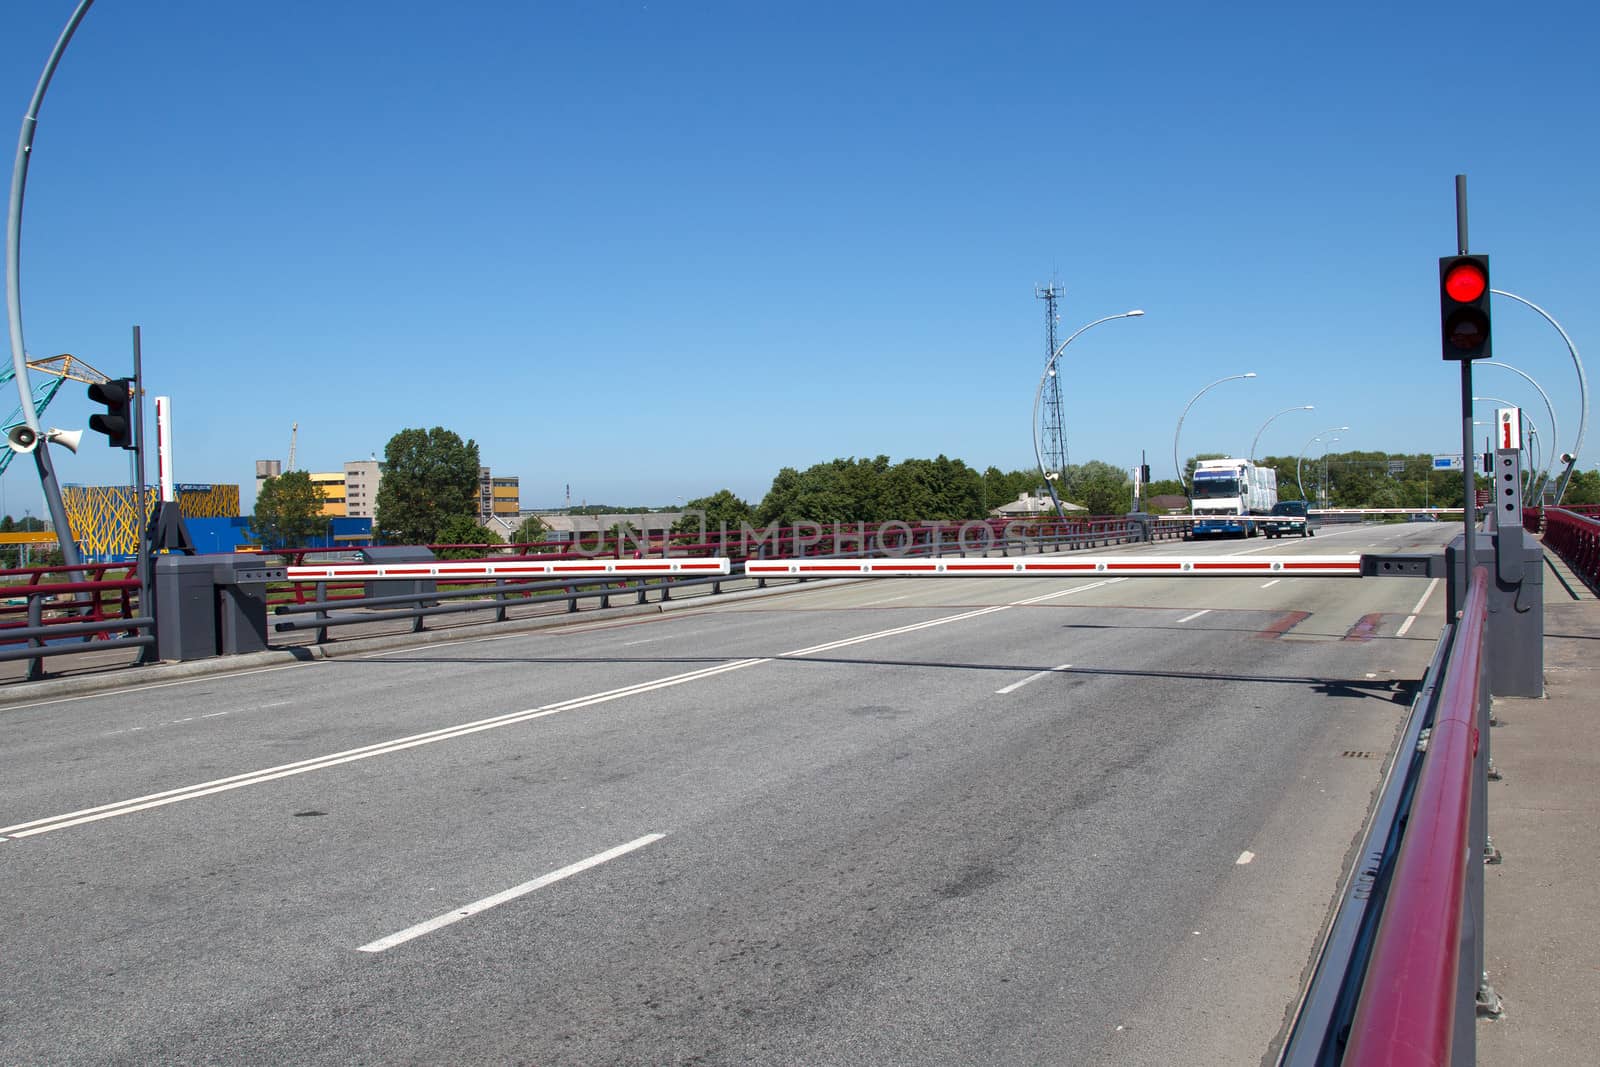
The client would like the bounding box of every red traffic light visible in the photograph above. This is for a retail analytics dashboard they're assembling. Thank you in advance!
[1439,254,1492,361]
[1444,261,1487,303]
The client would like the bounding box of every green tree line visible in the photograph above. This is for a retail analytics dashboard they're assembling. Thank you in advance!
[253,427,1600,551]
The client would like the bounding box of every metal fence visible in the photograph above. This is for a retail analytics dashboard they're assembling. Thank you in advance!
[1539,507,1600,589]
[0,562,153,680]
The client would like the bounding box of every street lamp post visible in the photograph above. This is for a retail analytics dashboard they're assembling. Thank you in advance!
[1031,309,1144,518]
[1249,404,1315,463]
[1297,426,1350,501]
[1492,288,1588,503]
[1173,373,1257,493]
[7,1,96,570]
[1481,360,1560,502]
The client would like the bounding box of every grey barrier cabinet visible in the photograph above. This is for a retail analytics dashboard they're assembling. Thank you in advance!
[155,554,286,661]
[1445,530,1544,698]
[214,559,287,655]
[155,555,219,661]
[357,545,438,602]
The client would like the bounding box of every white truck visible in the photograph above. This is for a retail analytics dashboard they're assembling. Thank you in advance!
[1189,457,1277,538]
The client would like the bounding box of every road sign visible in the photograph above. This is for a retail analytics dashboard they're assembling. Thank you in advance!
[1387,461,1406,476]
[1433,454,1462,471]
[1497,407,1522,450]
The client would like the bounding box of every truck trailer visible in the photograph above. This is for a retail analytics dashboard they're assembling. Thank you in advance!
[1189,458,1278,538]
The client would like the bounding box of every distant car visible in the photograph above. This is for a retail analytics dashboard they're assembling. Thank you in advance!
[1409,513,1440,522]
[1262,499,1317,538]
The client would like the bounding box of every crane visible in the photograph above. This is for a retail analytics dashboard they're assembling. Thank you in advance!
[287,422,298,471]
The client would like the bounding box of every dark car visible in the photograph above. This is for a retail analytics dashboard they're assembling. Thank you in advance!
[1262,499,1317,538]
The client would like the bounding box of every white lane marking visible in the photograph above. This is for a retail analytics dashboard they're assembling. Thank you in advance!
[621,629,707,647]
[782,605,1010,657]
[0,661,766,839]
[1010,577,1128,605]
[1395,577,1442,638]
[357,834,665,953]
[856,595,911,606]
[1225,541,1292,557]
[1176,610,1211,624]
[1260,579,1281,589]
[995,663,1073,695]
[1236,850,1256,865]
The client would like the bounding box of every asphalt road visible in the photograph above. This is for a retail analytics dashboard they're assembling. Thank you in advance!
[0,522,1456,1065]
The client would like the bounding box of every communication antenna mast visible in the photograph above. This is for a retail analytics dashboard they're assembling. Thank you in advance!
[1035,282,1068,482]
[287,422,298,471]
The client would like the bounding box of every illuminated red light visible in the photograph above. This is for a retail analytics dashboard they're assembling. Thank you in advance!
[1444,262,1487,302]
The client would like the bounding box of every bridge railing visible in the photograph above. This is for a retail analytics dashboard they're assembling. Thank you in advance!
[1279,566,1491,1066]
[1540,507,1600,590]
[0,562,153,679]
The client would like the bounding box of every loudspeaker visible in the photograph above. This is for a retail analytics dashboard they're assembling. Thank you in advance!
[6,425,38,454]
[45,428,82,453]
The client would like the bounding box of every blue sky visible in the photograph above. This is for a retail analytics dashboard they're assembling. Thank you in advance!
[3,0,1596,514]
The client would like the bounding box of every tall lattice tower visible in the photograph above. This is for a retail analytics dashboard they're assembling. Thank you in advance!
[1035,283,1067,481]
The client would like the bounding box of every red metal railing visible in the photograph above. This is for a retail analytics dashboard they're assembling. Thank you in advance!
[1540,507,1600,589]
[0,561,142,642]
[1342,567,1488,1066]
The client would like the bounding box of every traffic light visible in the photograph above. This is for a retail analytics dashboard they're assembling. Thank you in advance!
[87,377,134,449]
[1439,254,1492,360]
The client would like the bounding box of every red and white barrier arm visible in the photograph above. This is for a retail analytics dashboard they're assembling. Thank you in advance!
[744,556,1362,578]
[285,558,731,581]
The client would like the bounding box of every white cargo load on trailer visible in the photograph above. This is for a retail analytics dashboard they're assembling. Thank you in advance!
[1189,457,1279,537]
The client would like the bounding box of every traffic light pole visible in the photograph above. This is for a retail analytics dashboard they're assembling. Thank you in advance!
[1455,175,1476,603]
[133,325,155,661]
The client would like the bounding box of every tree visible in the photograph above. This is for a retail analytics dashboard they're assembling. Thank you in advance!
[512,515,550,545]
[1058,461,1132,515]
[434,513,504,559]
[375,427,480,544]
[673,490,754,534]
[1562,469,1600,506]
[252,471,327,548]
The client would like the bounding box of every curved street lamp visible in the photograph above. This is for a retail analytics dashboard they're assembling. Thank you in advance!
[1297,426,1350,501]
[1249,404,1315,463]
[1492,288,1588,503]
[1031,309,1144,517]
[1477,362,1560,500]
[7,0,95,568]
[1173,372,1257,493]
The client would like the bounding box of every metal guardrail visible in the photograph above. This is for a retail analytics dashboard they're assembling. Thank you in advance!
[1278,567,1492,1066]
[0,564,153,680]
[1540,506,1600,590]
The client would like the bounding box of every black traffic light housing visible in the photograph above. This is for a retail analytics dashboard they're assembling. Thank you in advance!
[87,377,135,449]
[1439,254,1492,360]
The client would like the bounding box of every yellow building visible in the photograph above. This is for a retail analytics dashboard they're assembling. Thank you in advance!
[310,472,347,517]
[478,468,520,521]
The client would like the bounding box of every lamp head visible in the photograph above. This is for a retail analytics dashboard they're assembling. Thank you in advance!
[1125,309,1145,317]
